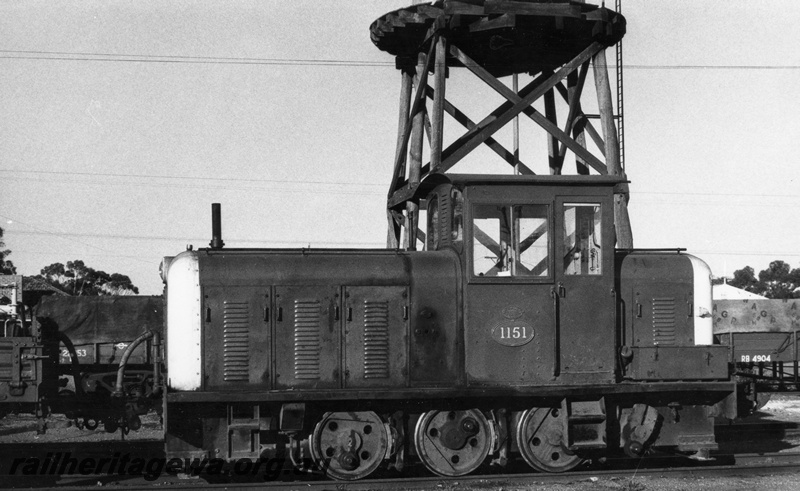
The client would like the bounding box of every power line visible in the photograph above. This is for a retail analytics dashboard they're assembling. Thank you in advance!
[0,54,391,67]
[632,190,799,199]
[1,175,386,196]
[3,170,796,199]
[693,250,800,258]
[0,168,385,188]
[11,229,385,247]
[1,50,799,70]
[0,213,154,265]
[0,49,390,65]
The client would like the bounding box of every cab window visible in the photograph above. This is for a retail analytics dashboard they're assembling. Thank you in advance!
[563,203,602,275]
[472,204,549,277]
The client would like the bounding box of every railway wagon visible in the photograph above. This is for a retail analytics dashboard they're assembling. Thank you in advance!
[0,292,163,433]
[715,298,800,396]
[35,295,163,432]
[161,174,737,480]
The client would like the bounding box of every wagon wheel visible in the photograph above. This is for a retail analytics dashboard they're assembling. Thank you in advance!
[103,416,119,434]
[515,407,584,473]
[310,411,389,481]
[414,409,492,477]
[83,417,99,431]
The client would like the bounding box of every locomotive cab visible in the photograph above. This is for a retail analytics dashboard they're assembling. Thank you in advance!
[420,174,621,386]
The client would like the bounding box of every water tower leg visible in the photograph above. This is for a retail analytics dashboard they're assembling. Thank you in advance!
[593,49,633,248]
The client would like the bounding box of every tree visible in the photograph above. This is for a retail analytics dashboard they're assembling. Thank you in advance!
[728,266,760,293]
[727,260,800,299]
[38,260,139,296]
[0,227,17,274]
[758,260,800,299]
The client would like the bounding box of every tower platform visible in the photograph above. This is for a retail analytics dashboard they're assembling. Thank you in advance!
[371,1,625,77]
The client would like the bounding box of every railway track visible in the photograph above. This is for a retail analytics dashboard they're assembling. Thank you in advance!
[3,454,800,490]
[2,421,800,489]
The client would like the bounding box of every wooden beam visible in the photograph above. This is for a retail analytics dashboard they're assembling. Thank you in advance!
[409,52,426,189]
[388,67,413,247]
[444,1,484,15]
[560,63,590,174]
[430,35,447,171]
[429,87,535,174]
[593,48,633,249]
[386,209,403,248]
[544,89,559,175]
[568,69,590,175]
[468,13,516,32]
[593,49,621,175]
[388,40,436,196]
[576,115,606,157]
[387,184,417,209]
[391,68,413,190]
[484,0,582,18]
[448,42,607,174]
[406,51,428,251]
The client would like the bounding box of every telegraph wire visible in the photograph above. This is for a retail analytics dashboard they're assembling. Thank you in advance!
[1,50,799,70]
[0,175,386,197]
[2,170,797,200]
[11,229,385,247]
[0,213,156,265]
[0,168,386,188]
[10,230,800,258]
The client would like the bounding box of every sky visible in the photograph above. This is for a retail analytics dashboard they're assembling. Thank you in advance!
[1,0,798,295]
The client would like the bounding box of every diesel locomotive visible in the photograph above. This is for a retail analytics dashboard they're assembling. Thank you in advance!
[161,174,737,479]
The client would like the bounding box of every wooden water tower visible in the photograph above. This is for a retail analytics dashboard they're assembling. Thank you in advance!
[370,0,632,250]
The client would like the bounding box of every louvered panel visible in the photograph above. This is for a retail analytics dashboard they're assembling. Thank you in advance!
[363,300,390,379]
[0,344,12,380]
[223,301,250,381]
[344,286,407,388]
[652,297,676,346]
[294,300,321,380]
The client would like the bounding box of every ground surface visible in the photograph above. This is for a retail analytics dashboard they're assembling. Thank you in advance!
[0,411,161,443]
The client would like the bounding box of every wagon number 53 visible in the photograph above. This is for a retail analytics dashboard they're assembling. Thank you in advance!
[61,349,88,358]
[741,355,771,362]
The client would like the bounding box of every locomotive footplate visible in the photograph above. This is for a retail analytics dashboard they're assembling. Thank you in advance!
[165,381,737,404]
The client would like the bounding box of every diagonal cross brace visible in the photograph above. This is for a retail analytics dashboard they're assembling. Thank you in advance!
[426,86,536,175]
[446,42,608,174]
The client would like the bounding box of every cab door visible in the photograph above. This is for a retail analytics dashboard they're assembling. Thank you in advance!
[553,196,615,384]
[464,186,557,386]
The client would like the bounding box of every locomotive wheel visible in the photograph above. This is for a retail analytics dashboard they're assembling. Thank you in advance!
[414,409,492,477]
[310,411,389,481]
[83,417,99,431]
[515,407,584,473]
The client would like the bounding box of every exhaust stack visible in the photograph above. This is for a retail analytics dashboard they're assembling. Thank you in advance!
[209,203,224,249]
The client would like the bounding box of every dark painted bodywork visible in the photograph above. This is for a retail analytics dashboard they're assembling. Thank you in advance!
[164,174,736,462]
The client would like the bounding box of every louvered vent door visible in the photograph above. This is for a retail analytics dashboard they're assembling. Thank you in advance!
[344,286,407,388]
[652,297,677,346]
[203,287,271,390]
[274,285,340,389]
